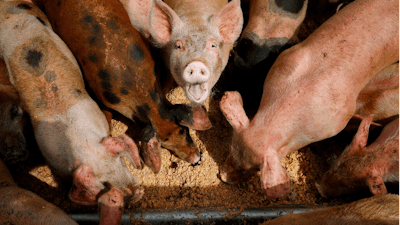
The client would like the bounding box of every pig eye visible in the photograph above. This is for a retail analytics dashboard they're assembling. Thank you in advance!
[175,40,183,50]
[9,104,23,119]
[211,41,217,48]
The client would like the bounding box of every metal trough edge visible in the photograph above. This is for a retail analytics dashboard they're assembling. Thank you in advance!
[70,205,322,224]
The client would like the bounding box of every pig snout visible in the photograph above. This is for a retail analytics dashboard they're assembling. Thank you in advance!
[183,61,211,104]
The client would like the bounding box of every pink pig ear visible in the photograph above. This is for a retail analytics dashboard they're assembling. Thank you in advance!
[220,91,249,132]
[118,0,153,39]
[212,0,243,44]
[69,164,103,206]
[149,0,182,45]
[349,116,373,152]
[260,153,291,199]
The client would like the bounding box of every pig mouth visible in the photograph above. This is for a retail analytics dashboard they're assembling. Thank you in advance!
[186,83,209,104]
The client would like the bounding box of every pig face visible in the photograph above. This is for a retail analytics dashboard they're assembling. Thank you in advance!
[122,0,243,104]
[0,88,28,164]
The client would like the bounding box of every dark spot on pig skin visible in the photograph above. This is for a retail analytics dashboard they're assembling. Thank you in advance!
[274,0,306,14]
[83,15,93,24]
[36,17,46,26]
[57,0,63,6]
[88,53,99,63]
[101,81,112,91]
[129,44,144,62]
[89,36,98,44]
[76,89,82,95]
[120,87,128,95]
[26,50,43,69]
[17,3,32,10]
[103,91,121,105]
[52,85,58,93]
[323,52,328,58]
[44,70,57,82]
[7,209,13,215]
[33,98,47,109]
[98,70,111,80]
[0,181,11,189]
[14,25,19,29]
[150,91,159,103]
[136,104,150,121]
[184,128,195,145]
[7,4,31,14]
[235,36,295,68]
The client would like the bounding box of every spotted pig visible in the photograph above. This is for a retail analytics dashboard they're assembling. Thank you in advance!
[0,0,143,220]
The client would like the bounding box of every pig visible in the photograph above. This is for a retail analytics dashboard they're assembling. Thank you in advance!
[33,0,212,174]
[234,0,308,69]
[219,0,399,198]
[260,194,399,225]
[315,116,399,198]
[0,0,144,220]
[0,158,78,224]
[0,59,28,164]
[119,0,244,105]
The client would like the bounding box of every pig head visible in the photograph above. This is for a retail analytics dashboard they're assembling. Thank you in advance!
[315,116,399,198]
[235,0,308,68]
[0,0,142,212]
[219,0,398,198]
[0,59,28,164]
[120,0,243,105]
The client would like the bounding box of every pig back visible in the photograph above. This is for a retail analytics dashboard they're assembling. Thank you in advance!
[36,0,158,121]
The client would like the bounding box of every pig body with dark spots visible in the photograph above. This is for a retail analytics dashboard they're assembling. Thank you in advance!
[316,116,399,198]
[0,158,78,225]
[234,0,308,68]
[219,0,398,198]
[0,59,28,164]
[0,0,143,219]
[34,0,212,174]
[120,0,243,105]
[261,194,399,225]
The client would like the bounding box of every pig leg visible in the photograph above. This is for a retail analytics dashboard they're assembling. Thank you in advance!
[98,187,124,225]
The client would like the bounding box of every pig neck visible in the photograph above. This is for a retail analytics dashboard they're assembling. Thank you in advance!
[164,0,228,16]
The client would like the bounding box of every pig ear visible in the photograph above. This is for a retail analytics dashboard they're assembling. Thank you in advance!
[69,164,103,206]
[260,153,291,198]
[119,0,153,39]
[367,175,387,195]
[212,0,243,44]
[149,0,181,45]
[220,91,249,132]
[349,116,373,151]
[179,105,212,130]
[102,135,142,170]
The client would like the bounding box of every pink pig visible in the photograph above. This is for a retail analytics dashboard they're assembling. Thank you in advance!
[219,0,399,198]
[119,0,243,105]
[315,116,399,198]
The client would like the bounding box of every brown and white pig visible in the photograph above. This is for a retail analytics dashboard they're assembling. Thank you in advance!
[234,0,308,68]
[260,194,399,225]
[119,0,243,105]
[33,0,212,174]
[0,0,143,219]
[219,0,398,198]
[315,116,399,198]
[0,59,28,164]
[0,158,78,224]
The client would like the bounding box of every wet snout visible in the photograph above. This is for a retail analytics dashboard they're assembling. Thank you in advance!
[183,61,210,104]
